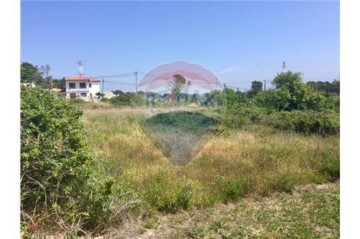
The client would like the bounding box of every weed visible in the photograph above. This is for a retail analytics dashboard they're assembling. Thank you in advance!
[77,103,339,234]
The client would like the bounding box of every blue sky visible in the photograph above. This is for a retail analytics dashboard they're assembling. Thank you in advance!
[21,1,339,92]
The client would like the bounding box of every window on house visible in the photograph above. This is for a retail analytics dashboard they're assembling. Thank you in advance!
[89,83,92,88]
[70,93,76,99]
[79,83,86,89]
[80,93,87,97]
[69,83,76,89]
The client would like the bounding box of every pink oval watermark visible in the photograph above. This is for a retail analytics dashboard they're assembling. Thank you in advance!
[138,61,224,106]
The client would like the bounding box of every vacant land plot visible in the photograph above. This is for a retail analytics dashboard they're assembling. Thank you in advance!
[80,103,339,219]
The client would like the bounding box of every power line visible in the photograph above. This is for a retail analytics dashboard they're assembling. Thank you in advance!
[104,80,135,86]
[135,71,138,93]
[220,81,253,84]
[93,72,135,79]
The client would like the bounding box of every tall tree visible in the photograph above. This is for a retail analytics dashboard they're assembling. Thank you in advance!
[21,62,43,84]
[40,64,51,78]
[168,74,188,102]
[247,81,263,97]
[270,71,324,111]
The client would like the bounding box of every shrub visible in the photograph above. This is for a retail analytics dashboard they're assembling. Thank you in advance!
[267,111,339,136]
[110,93,145,107]
[222,104,269,129]
[21,88,118,235]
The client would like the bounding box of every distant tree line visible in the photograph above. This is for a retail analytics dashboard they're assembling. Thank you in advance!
[306,80,340,96]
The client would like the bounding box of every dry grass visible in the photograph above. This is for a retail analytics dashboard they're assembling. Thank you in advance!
[105,182,339,239]
[79,103,339,211]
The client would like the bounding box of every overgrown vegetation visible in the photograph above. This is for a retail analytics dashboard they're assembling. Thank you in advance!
[110,91,146,106]
[21,67,340,237]
[222,71,340,136]
[79,103,339,211]
[20,88,130,236]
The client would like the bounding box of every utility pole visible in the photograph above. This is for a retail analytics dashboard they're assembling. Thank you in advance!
[135,71,138,93]
[102,79,104,94]
[282,61,286,72]
[263,80,266,91]
[78,60,83,77]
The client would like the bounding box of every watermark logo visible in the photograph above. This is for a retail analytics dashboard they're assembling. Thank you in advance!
[138,61,225,166]
[138,61,224,107]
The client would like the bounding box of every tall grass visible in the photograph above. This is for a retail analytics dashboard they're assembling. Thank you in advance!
[79,103,339,213]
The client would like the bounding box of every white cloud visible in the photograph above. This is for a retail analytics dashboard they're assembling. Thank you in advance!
[220,66,239,74]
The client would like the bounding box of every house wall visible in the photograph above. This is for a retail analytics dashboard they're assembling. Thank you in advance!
[65,81,101,101]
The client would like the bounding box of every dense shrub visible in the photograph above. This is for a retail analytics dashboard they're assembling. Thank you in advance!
[224,88,249,107]
[110,92,145,106]
[222,104,270,129]
[21,88,119,235]
[221,101,339,136]
[254,71,332,111]
[266,110,339,136]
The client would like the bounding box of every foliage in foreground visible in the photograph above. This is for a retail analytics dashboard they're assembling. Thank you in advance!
[21,88,127,236]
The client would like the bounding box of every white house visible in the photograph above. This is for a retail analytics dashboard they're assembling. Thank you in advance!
[103,91,115,99]
[65,75,101,101]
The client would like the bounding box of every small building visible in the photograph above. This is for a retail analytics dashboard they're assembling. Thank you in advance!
[65,75,101,101]
[21,83,36,88]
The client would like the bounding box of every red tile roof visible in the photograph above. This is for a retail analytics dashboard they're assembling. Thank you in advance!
[65,75,100,82]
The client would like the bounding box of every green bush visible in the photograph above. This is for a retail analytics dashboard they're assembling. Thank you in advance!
[267,111,339,136]
[222,104,269,129]
[253,71,337,112]
[110,93,145,107]
[221,102,339,136]
[21,88,119,235]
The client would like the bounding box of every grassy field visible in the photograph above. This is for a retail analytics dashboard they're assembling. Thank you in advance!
[78,102,339,237]
[112,182,339,239]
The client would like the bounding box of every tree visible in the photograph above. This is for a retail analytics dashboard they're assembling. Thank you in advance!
[247,81,263,97]
[40,64,51,78]
[168,74,189,102]
[224,88,248,107]
[21,62,43,84]
[255,71,325,111]
[40,64,53,87]
[112,90,124,95]
[272,71,305,89]
[52,78,66,90]
[306,80,340,96]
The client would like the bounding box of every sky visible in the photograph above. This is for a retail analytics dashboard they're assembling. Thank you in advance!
[21,1,340,92]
